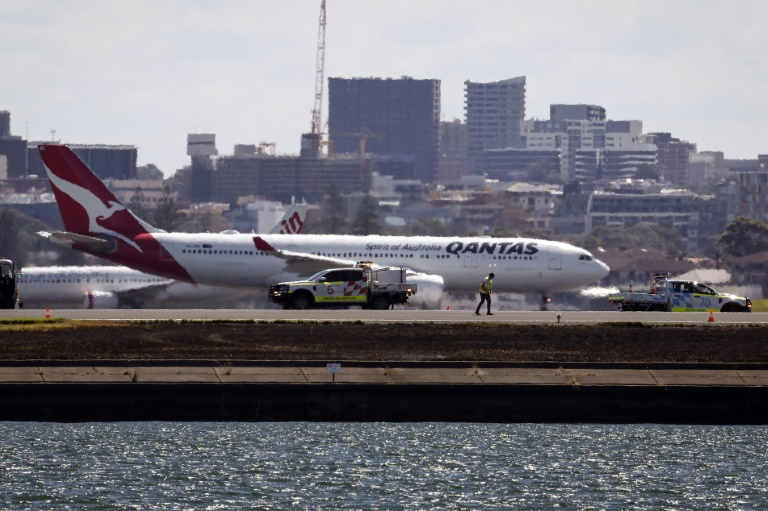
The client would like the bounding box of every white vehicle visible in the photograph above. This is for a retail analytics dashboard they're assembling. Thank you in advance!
[609,274,752,312]
[38,144,610,308]
[269,262,416,310]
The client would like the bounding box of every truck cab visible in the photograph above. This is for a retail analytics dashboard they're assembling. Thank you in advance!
[665,279,751,312]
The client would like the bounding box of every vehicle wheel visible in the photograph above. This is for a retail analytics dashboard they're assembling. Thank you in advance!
[371,295,391,310]
[291,292,314,310]
[721,302,747,313]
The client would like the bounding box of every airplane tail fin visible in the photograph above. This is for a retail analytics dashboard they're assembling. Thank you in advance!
[38,145,158,250]
[270,202,317,234]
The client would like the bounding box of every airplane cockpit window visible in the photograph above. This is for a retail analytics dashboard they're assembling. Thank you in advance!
[578,255,593,261]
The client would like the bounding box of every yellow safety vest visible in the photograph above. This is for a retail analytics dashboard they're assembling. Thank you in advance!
[479,278,492,294]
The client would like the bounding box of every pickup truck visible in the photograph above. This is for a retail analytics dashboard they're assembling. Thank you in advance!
[609,274,751,312]
[268,261,417,310]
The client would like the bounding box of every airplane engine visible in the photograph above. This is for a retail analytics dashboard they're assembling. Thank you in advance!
[405,271,445,309]
[83,291,119,309]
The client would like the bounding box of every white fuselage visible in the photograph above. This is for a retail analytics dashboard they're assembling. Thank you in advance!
[152,233,610,294]
[19,266,171,301]
[17,266,249,308]
[18,266,173,307]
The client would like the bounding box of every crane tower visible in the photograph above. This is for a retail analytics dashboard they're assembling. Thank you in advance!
[300,0,327,158]
[312,0,326,134]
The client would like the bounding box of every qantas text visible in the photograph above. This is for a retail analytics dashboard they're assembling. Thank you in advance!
[446,241,539,256]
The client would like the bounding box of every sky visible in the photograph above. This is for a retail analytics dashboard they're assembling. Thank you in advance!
[2,0,767,177]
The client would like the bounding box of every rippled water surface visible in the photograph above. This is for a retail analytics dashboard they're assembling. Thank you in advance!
[1,423,767,510]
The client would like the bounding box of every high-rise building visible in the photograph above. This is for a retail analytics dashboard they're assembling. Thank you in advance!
[27,144,137,181]
[650,132,693,187]
[327,77,440,183]
[0,110,27,179]
[464,77,526,174]
[525,118,605,182]
[437,119,467,182]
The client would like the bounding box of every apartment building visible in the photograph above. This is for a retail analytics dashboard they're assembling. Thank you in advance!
[464,77,526,175]
[327,77,441,183]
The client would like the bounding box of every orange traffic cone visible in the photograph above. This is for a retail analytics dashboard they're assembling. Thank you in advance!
[708,309,714,323]
[629,281,633,293]
[45,307,51,319]
[650,280,656,294]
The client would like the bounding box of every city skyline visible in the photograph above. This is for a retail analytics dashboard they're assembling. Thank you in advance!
[2,0,766,176]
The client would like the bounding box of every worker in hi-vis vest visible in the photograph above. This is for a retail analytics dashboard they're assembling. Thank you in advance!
[475,272,495,316]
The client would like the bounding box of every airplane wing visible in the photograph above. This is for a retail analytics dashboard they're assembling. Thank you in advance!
[253,236,357,275]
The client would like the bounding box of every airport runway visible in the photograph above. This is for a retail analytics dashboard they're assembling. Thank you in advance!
[2,308,766,324]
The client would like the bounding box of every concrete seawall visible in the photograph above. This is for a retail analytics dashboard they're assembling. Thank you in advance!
[2,363,767,423]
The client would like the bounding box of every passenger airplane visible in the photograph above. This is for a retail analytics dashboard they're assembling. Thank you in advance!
[38,144,609,308]
[24,202,313,308]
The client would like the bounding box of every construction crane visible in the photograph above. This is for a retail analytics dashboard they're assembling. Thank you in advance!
[311,0,326,135]
[326,128,381,155]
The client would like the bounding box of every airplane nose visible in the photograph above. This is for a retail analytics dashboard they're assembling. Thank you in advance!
[593,258,610,280]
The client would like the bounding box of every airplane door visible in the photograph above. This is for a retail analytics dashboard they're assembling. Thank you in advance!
[548,247,562,270]
[463,253,477,268]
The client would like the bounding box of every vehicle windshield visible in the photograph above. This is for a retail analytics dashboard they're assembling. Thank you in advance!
[307,270,329,281]
[694,283,715,295]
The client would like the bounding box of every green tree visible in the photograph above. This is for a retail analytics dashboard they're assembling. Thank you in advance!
[634,164,661,181]
[0,209,20,261]
[0,207,81,265]
[526,160,562,184]
[136,163,164,180]
[177,211,229,233]
[152,184,182,231]
[350,191,383,235]
[716,216,768,257]
[325,183,347,234]
[395,218,454,236]
[128,186,147,221]
[564,222,685,255]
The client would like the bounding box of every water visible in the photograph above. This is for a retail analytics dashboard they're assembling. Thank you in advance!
[1,423,766,510]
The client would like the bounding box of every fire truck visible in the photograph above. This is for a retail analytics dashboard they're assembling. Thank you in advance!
[268,262,417,310]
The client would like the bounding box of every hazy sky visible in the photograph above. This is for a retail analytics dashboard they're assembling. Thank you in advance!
[2,0,766,176]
